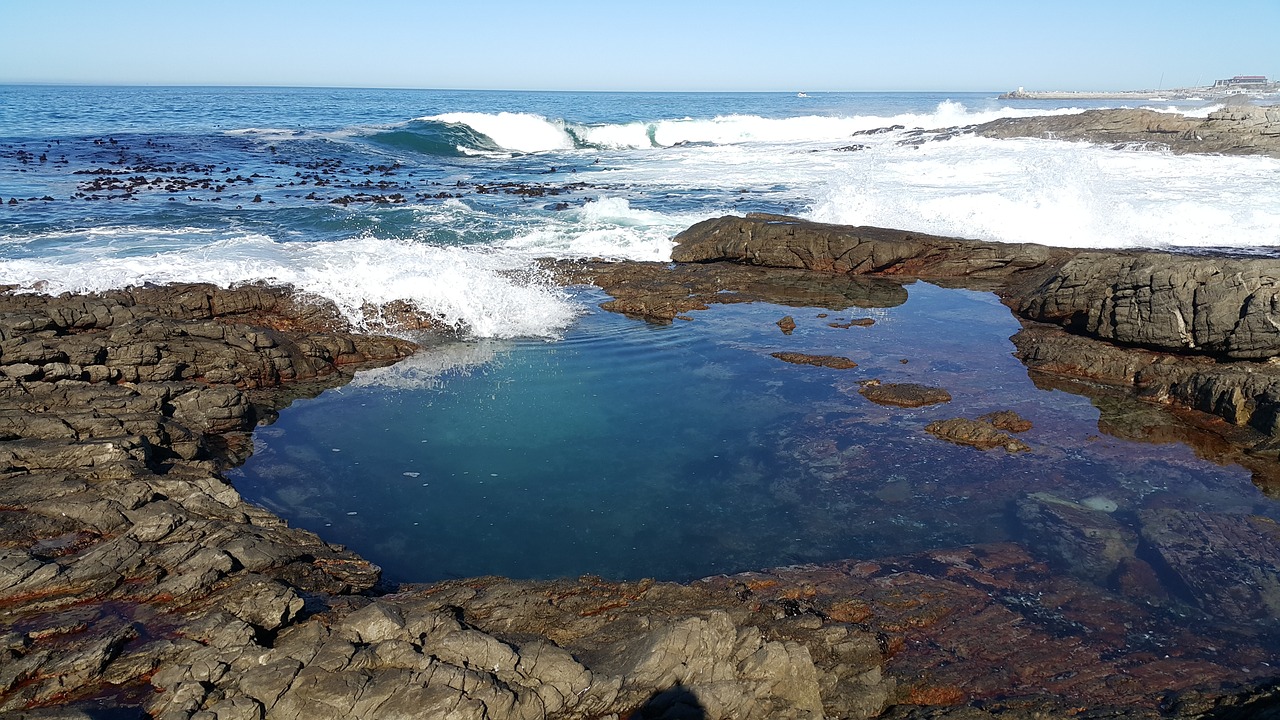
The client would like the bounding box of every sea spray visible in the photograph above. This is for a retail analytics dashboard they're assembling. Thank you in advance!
[0,233,580,339]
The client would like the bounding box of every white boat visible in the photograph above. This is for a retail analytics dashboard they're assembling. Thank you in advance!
[796,92,809,98]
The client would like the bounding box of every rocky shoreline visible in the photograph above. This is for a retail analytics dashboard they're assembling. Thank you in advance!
[971,103,1280,158]
[5,217,1280,718]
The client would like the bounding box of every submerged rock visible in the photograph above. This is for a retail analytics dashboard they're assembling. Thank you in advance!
[1017,493,1139,585]
[1138,509,1280,622]
[828,317,875,329]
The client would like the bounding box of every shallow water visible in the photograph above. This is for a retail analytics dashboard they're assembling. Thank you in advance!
[230,283,1276,591]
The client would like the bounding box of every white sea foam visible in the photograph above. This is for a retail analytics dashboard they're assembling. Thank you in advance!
[349,340,506,389]
[806,135,1280,249]
[426,112,574,153]
[496,197,694,261]
[0,232,579,339]
[421,102,1092,153]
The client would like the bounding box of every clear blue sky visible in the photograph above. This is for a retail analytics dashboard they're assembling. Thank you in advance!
[2,0,1276,92]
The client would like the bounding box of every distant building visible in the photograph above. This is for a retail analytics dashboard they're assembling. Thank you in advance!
[1213,75,1269,87]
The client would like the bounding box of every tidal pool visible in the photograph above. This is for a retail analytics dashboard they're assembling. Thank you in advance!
[230,281,1280,622]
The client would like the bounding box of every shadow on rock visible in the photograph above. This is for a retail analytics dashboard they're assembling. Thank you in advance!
[629,683,708,720]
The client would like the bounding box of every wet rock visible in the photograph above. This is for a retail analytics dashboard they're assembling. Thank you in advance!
[777,315,797,334]
[0,283,416,714]
[771,352,858,370]
[857,380,952,407]
[924,418,1029,452]
[1016,493,1139,584]
[4,250,1280,718]
[1010,321,1280,461]
[1138,509,1280,622]
[671,214,1066,284]
[829,317,875,329]
[978,410,1032,433]
[1013,251,1280,359]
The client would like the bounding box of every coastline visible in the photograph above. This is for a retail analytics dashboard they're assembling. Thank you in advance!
[5,215,1280,717]
[997,82,1280,101]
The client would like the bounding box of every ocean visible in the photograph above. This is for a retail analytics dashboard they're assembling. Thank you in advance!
[3,85,1279,340]
[4,86,1280,598]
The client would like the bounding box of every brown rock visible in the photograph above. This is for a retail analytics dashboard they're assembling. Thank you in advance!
[925,418,1030,452]
[777,315,797,334]
[978,410,1033,433]
[829,317,875,329]
[771,352,858,370]
[857,380,951,407]
[671,213,1065,284]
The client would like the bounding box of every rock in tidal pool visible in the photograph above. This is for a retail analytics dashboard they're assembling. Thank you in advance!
[1082,495,1119,512]
[979,410,1033,433]
[829,317,876,329]
[925,417,1031,453]
[770,351,858,369]
[777,315,797,334]
[857,380,951,407]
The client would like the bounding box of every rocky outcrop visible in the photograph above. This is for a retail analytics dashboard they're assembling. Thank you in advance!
[0,283,901,720]
[672,214,1280,361]
[1012,251,1280,360]
[924,417,1030,453]
[10,217,1280,718]
[670,214,1067,288]
[971,105,1280,158]
[141,577,888,720]
[1010,322,1280,450]
[0,284,418,714]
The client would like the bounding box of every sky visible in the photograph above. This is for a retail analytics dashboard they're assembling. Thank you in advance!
[2,0,1276,92]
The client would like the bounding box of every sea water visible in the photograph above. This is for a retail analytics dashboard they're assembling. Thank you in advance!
[3,86,1280,594]
[4,86,1279,338]
[228,284,1278,587]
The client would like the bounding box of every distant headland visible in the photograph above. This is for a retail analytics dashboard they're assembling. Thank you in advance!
[1000,74,1279,100]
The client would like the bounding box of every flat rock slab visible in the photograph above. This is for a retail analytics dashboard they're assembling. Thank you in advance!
[828,318,875,329]
[857,380,952,407]
[770,352,858,370]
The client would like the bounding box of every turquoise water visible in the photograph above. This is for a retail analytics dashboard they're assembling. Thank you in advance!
[230,283,1274,584]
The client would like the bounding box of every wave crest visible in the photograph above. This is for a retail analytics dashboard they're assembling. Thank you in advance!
[399,103,1093,154]
[0,233,580,339]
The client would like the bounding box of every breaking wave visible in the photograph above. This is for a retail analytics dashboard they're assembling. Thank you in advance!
[0,232,580,339]
[405,102,1092,154]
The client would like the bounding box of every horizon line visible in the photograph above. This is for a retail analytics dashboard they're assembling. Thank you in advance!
[0,81,1014,94]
